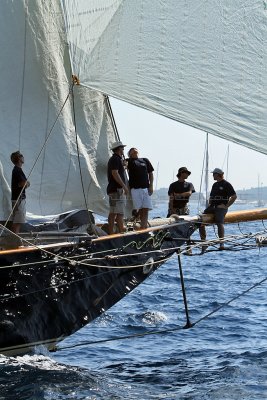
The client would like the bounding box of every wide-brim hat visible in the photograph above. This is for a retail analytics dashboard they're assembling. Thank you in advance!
[110,140,126,150]
[177,166,191,177]
[211,168,224,174]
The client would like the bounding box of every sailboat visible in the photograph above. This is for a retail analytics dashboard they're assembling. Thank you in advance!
[0,1,267,356]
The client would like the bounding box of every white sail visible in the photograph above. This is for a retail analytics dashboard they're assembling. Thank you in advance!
[61,0,267,155]
[0,0,117,220]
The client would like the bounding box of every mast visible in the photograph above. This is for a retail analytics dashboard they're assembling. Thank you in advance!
[105,96,120,142]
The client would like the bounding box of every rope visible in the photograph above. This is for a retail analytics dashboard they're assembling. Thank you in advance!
[197,136,207,212]
[193,276,267,325]
[0,225,265,271]
[0,255,173,302]
[0,226,266,348]
[71,83,95,235]
[184,230,263,255]
[19,4,28,150]
[0,223,85,267]
[261,219,267,231]
[0,226,265,302]
[56,273,267,352]
[105,96,120,142]
[2,85,74,235]
[0,268,118,301]
[0,226,175,271]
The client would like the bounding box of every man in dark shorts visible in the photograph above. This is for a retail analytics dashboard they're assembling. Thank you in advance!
[167,167,195,217]
[200,168,237,252]
[10,151,30,234]
[107,141,128,234]
[127,147,154,229]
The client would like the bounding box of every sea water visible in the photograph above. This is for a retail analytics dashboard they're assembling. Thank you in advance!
[1,202,267,399]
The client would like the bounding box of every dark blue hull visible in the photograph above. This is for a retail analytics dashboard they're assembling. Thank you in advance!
[0,220,196,356]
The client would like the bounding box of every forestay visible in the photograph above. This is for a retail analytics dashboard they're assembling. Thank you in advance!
[61,0,267,155]
[0,0,117,220]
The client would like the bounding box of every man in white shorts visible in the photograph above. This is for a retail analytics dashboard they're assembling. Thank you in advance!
[10,151,30,234]
[127,148,154,229]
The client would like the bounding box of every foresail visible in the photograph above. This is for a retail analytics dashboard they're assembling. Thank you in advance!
[61,0,267,155]
[0,0,117,220]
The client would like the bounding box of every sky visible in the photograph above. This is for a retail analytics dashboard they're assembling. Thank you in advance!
[110,98,267,192]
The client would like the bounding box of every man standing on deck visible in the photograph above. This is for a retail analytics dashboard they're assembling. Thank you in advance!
[107,141,128,234]
[167,167,195,217]
[199,168,237,252]
[10,151,30,234]
[127,147,154,229]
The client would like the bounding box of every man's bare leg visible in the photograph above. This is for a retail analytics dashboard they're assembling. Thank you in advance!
[108,213,116,234]
[199,225,208,253]
[140,208,149,229]
[217,223,225,249]
[11,223,21,234]
[116,214,125,233]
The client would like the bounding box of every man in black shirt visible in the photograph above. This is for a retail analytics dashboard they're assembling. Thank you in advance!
[107,141,128,234]
[10,151,30,234]
[200,168,237,252]
[167,167,195,216]
[127,147,154,229]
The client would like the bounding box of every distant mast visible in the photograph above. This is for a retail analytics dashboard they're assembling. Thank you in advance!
[155,162,159,191]
[205,133,209,208]
[257,174,264,207]
[226,144,229,181]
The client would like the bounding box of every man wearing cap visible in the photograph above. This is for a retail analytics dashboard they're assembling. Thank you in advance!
[10,151,30,234]
[107,141,129,234]
[199,168,237,251]
[127,147,154,229]
[167,167,195,217]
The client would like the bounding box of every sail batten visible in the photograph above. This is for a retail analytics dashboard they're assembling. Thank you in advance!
[61,0,267,155]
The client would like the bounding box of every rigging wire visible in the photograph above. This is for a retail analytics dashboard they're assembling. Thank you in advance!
[0,222,264,272]
[19,2,28,151]
[261,219,267,231]
[236,221,254,236]
[1,84,74,236]
[70,81,96,235]
[104,94,131,197]
[197,134,207,212]
[0,225,266,350]
[104,96,120,142]
[0,228,265,302]
[55,273,267,352]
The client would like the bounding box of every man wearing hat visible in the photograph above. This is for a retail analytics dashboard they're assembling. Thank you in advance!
[167,167,195,217]
[10,151,30,234]
[199,168,237,252]
[107,141,129,234]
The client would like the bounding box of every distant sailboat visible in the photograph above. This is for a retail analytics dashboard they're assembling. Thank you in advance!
[0,1,267,356]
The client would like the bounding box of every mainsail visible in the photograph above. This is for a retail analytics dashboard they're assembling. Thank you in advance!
[61,0,267,155]
[0,0,117,220]
[1,1,266,221]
